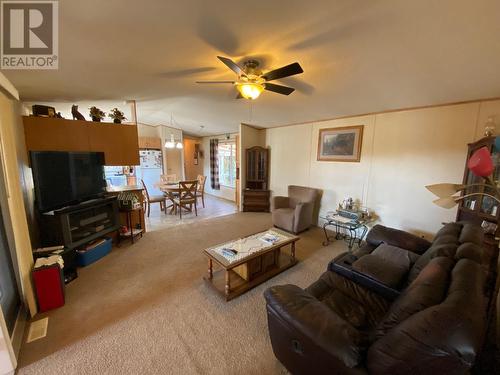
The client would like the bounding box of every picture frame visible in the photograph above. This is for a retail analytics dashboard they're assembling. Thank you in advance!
[317,125,364,162]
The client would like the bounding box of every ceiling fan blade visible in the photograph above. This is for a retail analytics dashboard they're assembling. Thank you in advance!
[263,62,303,81]
[264,83,295,95]
[196,80,235,84]
[217,56,245,76]
[236,93,243,99]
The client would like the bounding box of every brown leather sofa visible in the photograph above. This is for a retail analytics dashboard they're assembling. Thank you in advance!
[271,185,319,234]
[264,222,487,374]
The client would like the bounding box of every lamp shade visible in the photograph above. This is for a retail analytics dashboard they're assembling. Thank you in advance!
[236,83,264,100]
[467,146,494,177]
[425,183,464,198]
[432,197,459,209]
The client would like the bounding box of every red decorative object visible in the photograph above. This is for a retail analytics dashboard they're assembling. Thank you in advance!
[467,146,494,177]
[32,265,65,312]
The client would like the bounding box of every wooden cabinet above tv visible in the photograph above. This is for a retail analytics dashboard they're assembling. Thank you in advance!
[23,116,140,166]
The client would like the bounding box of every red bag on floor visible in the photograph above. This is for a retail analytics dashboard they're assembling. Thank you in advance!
[32,264,65,312]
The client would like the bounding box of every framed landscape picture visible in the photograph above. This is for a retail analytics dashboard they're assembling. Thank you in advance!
[317,125,364,162]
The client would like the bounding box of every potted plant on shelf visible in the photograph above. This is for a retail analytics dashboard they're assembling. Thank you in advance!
[108,108,126,124]
[89,106,106,122]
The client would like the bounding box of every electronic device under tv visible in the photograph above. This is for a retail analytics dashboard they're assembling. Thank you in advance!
[30,151,106,212]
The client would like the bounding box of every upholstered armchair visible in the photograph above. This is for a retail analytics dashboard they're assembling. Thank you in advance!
[272,185,318,234]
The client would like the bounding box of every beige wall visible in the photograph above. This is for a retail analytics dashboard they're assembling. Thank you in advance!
[0,90,36,316]
[266,99,500,238]
[202,133,238,202]
[239,124,266,210]
[183,136,203,180]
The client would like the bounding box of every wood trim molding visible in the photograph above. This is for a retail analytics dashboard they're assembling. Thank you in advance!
[247,96,500,130]
[0,72,19,100]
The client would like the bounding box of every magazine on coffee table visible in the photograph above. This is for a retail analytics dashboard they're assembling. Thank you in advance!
[206,229,293,264]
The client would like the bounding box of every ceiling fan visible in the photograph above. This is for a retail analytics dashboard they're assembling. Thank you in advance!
[196,56,304,100]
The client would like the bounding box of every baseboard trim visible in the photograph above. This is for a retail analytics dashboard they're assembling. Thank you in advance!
[204,193,237,204]
[10,306,27,359]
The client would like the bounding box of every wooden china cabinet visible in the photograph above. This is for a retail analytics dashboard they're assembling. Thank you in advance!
[243,146,270,212]
[456,136,500,251]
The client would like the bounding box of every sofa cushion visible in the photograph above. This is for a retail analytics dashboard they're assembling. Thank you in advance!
[374,256,453,339]
[435,222,462,238]
[367,259,486,375]
[455,242,483,264]
[459,222,485,245]
[352,255,407,289]
[365,225,431,254]
[307,271,390,330]
[432,234,459,246]
[372,243,420,266]
[406,243,458,285]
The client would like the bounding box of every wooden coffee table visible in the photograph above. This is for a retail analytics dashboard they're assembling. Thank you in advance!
[203,228,300,301]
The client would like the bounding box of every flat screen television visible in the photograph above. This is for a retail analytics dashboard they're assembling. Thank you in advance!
[30,151,106,212]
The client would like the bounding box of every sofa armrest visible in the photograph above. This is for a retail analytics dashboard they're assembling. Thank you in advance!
[271,196,289,210]
[366,225,431,255]
[328,253,401,300]
[264,284,365,368]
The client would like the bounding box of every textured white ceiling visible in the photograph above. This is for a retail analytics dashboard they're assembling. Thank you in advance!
[6,0,500,135]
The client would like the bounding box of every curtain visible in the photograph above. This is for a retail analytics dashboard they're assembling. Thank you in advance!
[210,139,220,190]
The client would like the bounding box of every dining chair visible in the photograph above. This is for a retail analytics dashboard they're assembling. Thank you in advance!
[141,179,166,217]
[161,174,177,184]
[173,180,198,219]
[195,175,207,208]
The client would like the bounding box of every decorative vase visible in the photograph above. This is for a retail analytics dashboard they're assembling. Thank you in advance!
[113,119,121,124]
[92,116,101,122]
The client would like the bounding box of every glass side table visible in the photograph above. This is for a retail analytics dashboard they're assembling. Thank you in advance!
[321,212,371,251]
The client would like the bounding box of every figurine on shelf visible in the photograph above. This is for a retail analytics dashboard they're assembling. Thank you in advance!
[89,106,106,122]
[108,108,126,124]
[71,105,85,121]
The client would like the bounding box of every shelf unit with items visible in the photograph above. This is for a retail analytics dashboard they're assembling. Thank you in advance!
[40,196,120,250]
[456,136,500,242]
[243,146,270,212]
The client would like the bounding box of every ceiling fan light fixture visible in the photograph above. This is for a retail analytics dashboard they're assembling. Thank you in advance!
[175,142,183,149]
[236,82,264,100]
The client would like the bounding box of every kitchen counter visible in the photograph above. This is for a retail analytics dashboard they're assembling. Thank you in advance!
[106,185,144,193]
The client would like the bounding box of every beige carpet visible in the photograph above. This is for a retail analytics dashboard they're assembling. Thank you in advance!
[18,212,346,374]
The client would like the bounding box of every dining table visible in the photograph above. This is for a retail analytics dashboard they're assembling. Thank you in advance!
[155,181,181,214]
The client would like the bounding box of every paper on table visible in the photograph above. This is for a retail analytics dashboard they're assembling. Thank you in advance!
[328,215,354,224]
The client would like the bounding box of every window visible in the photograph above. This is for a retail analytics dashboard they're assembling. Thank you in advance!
[218,141,236,188]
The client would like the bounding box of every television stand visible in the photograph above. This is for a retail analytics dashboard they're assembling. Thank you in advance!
[40,197,120,250]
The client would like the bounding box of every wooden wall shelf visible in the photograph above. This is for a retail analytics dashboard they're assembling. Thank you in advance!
[23,116,140,166]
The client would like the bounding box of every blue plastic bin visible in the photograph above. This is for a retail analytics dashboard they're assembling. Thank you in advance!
[77,237,112,267]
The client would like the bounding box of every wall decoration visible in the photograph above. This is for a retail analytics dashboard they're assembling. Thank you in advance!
[194,143,200,165]
[317,125,364,162]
